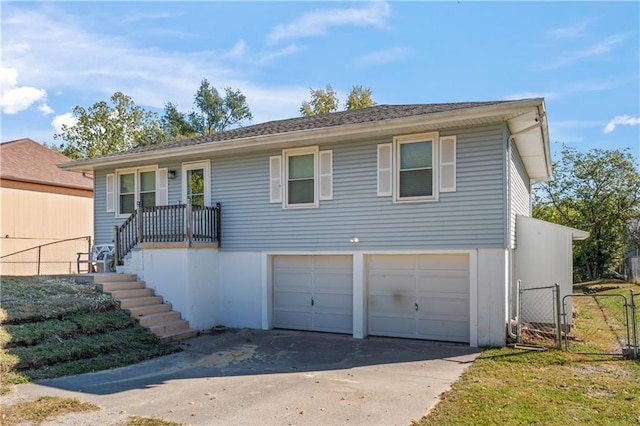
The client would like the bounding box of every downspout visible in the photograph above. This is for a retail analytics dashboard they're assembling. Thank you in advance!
[506,136,518,340]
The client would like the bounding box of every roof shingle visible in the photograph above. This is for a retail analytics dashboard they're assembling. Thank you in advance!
[0,138,93,190]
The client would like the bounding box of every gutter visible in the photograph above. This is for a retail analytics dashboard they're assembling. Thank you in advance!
[59,99,546,172]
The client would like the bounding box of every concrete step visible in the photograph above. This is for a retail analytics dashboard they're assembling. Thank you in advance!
[108,288,155,299]
[93,273,138,282]
[126,303,172,317]
[119,296,164,309]
[98,281,146,292]
[158,328,198,344]
[136,311,182,327]
[148,320,190,335]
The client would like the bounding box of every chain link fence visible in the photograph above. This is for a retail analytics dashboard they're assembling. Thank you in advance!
[517,284,562,349]
[515,281,638,358]
[562,291,638,359]
[0,236,91,275]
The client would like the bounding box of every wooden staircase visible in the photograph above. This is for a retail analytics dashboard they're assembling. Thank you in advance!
[92,273,198,343]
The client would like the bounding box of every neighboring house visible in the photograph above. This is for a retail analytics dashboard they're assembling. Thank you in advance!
[60,99,588,347]
[0,138,93,274]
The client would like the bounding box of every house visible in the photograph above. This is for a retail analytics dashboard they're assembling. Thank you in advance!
[59,98,588,347]
[0,138,94,275]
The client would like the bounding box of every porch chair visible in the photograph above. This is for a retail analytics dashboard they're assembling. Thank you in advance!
[77,243,115,273]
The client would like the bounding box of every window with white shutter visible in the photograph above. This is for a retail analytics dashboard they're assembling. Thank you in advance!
[319,150,333,201]
[439,136,457,193]
[269,155,282,203]
[377,143,392,197]
[106,174,115,212]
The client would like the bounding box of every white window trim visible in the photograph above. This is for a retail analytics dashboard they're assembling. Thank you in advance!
[181,160,211,205]
[393,132,439,203]
[283,146,319,209]
[115,165,160,218]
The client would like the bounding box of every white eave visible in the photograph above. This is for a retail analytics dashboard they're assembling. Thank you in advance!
[518,215,590,241]
[59,98,552,181]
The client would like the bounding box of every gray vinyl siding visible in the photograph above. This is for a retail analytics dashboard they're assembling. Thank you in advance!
[214,123,507,251]
[93,123,509,250]
[509,142,531,248]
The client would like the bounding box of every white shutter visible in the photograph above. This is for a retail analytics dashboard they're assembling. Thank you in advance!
[106,174,115,212]
[319,150,333,201]
[157,168,168,205]
[377,143,392,197]
[440,136,457,193]
[269,155,282,203]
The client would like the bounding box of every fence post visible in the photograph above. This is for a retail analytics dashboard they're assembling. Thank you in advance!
[517,280,523,344]
[37,245,41,276]
[136,203,144,244]
[113,226,120,266]
[216,202,221,247]
[554,283,562,350]
[631,290,638,360]
[186,198,192,248]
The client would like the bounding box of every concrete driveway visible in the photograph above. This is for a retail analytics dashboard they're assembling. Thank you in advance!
[4,329,481,425]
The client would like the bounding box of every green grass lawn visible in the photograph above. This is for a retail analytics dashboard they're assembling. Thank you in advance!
[416,281,640,425]
[0,275,181,394]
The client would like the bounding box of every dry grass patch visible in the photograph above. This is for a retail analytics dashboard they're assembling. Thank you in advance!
[0,396,100,425]
[126,416,187,426]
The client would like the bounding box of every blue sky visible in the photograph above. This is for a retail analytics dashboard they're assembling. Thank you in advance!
[1,1,638,162]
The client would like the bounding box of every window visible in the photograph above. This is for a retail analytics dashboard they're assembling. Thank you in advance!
[378,133,456,202]
[395,133,438,201]
[270,147,331,208]
[285,148,317,207]
[108,166,167,216]
[398,139,433,198]
[182,161,211,206]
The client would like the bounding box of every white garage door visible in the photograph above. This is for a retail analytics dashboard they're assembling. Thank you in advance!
[273,255,353,334]
[368,254,469,342]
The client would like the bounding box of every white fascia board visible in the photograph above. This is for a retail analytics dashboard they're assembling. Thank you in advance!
[517,215,590,241]
[59,99,547,173]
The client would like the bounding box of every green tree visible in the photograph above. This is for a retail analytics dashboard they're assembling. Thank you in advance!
[161,102,198,140]
[345,85,375,110]
[54,92,166,159]
[300,84,375,116]
[190,79,252,134]
[533,146,640,281]
[300,84,339,116]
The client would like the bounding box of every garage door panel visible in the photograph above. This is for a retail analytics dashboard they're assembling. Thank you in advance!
[369,273,415,293]
[418,295,468,318]
[315,272,352,293]
[368,254,470,343]
[274,255,353,335]
[273,271,313,292]
[417,318,469,342]
[369,316,416,338]
[313,255,353,269]
[417,254,468,270]
[274,311,312,330]
[313,312,352,333]
[368,255,416,270]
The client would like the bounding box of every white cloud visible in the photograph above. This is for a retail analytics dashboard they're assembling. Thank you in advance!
[603,115,640,134]
[51,112,77,133]
[544,33,629,69]
[0,66,48,114]
[548,20,593,39]
[355,46,413,67]
[37,104,54,115]
[255,45,301,65]
[267,1,390,44]
[504,91,559,101]
[224,40,247,59]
